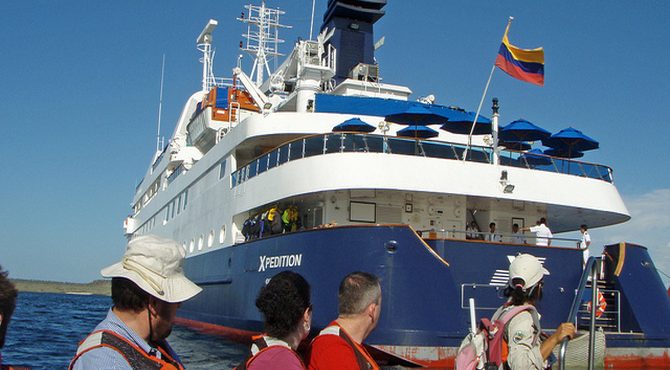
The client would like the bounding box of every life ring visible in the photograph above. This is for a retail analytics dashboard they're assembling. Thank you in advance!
[586,291,607,318]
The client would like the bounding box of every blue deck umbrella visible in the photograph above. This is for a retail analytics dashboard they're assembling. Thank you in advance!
[500,119,551,142]
[544,148,584,159]
[440,110,492,135]
[332,117,376,133]
[384,105,451,126]
[396,125,439,139]
[542,127,599,155]
[520,148,553,166]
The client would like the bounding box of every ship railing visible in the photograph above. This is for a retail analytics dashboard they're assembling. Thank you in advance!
[559,256,602,370]
[419,228,582,249]
[230,133,614,187]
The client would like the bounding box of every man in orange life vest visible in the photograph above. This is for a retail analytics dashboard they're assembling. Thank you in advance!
[70,235,202,369]
[307,272,381,370]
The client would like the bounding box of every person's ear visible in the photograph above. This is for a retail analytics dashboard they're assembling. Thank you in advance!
[147,297,160,317]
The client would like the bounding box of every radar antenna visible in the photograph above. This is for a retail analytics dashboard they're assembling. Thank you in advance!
[197,19,219,92]
[238,1,291,86]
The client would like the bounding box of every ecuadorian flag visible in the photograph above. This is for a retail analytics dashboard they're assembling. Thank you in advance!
[495,24,544,86]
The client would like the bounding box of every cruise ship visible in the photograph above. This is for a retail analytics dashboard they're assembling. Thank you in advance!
[124,1,670,367]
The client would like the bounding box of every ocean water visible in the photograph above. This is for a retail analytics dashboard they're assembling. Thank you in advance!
[2,292,247,369]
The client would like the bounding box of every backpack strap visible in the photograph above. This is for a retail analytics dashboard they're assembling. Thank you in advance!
[499,305,542,345]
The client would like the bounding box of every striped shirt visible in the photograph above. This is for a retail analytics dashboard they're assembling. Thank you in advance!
[71,308,181,369]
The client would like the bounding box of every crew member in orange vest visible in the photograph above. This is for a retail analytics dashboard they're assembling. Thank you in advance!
[69,235,202,369]
[307,272,381,370]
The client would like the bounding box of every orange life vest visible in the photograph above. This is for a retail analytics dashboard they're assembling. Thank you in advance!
[68,329,184,370]
[316,323,380,370]
[235,335,305,370]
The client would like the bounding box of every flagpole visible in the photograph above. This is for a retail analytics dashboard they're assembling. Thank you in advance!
[462,16,514,162]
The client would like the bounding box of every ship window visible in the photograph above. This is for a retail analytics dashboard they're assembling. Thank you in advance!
[289,141,303,161]
[183,189,188,210]
[278,145,289,165]
[304,136,323,157]
[219,160,227,179]
[219,225,226,244]
[198,235,204,251]
[182,242,187,252]
[189,239,194,253]
[267,150,278,170]
[177,195,182,215]
[257,155,268,174]
[171,200,176,219]
[164,204,170,224]
[207,231,214,248]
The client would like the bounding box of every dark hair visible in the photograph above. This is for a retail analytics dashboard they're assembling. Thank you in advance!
[512,223,519,228]
[503,278,543,305]
[580,224,588,230]
[111,277,150,311]
[338,272,381,315]
[0,266,17,348]
[540,217,547,224]
[255,271,311,339]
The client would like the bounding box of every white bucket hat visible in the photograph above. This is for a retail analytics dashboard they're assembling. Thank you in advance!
[101,235,202,303]
[509,253,550,290]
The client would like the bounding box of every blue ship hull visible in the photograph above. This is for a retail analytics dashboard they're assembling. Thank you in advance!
[177,225,670,366]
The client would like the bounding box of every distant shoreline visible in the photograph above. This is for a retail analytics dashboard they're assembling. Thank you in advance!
[11,279,111,296]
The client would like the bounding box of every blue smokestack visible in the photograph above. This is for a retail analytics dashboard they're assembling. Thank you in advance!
[321,0,386,83]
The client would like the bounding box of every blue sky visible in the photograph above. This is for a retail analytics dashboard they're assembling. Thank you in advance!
[1,1,668,284]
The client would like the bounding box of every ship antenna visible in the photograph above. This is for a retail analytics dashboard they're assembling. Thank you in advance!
[197,19,219,92]
[156,54,165,154]
[238,1,291,86]
[309,0,316,40]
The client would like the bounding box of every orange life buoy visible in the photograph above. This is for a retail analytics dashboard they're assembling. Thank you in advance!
[586,291,607,318]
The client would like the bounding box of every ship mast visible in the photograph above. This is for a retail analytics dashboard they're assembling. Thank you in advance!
[197,19,219,92]
[238,1,290,86]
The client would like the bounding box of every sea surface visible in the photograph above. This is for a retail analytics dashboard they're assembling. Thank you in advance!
[2,292,248,369]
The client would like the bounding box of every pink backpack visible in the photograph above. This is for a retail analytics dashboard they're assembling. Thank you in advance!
[455,305,539,370]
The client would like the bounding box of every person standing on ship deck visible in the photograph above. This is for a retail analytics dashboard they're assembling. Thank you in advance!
[69,235,202,370]
[487,222,503,242]
[235,271,312,370]
[511,223,525,244]
[579,224,592,267]
[523,218,553,246]
[306,272,381,370]
[496,254,576,369]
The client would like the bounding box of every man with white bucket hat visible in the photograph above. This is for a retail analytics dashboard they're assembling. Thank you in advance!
[70,235,202,369]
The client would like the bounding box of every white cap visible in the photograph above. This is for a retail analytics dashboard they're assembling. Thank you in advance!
[101,235,202,303]
[509,254,550,290]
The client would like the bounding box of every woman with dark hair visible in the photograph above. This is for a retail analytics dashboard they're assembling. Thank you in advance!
[238,271,312,370]
[495,254,575,369]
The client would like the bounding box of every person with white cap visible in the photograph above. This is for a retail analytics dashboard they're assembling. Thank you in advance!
[493,254,575,369]
[69,235,202,370]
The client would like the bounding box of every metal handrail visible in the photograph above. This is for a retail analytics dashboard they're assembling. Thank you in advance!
[559,256,601,370]
[229,133,614,187]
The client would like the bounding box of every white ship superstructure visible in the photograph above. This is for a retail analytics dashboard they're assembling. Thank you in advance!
[119,2,670,368]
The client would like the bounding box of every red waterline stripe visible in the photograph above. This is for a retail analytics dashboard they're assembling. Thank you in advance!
[175,317,258,344]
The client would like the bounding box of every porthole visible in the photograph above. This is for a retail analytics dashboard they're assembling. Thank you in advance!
[189,239,194,253]
[219,225,226,244]
[198,235,204,250]
[207,231,214,248]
